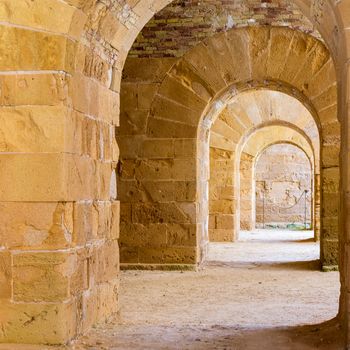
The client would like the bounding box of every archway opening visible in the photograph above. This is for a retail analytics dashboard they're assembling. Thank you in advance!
[206,90,324,266]
[255,143,313,231]
[0,0,350,347]
[114,17,342,350]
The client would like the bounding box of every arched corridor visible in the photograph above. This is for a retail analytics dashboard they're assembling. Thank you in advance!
[1,0,350,348]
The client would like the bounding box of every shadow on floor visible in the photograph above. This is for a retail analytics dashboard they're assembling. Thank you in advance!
[204,259,321,271]
[0,319,342,350]
[69,318,343,350]
[237,238,316,244]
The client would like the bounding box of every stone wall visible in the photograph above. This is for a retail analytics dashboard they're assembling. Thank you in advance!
[0,0,123,344]
[0,0,348,345]
[118,58,199,268]
[255,144,312,228]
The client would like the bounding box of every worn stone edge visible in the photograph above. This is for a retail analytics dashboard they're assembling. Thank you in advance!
[120,263,197,271]
[322,264,339,272]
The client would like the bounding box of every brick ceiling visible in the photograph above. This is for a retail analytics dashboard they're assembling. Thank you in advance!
[129,0,322,58]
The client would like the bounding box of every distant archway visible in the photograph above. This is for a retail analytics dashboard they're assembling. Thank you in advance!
[254,143,313,231]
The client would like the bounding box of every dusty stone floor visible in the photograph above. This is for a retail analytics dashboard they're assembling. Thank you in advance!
[208,229,320,263]
[0,230,342,349]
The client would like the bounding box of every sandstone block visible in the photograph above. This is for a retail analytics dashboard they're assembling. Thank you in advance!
[96,278,119,323]
[0,73,68,106]
[174,139,196,158]
[120,223,167,248]
[0,26,73,71]
[171,59,214,102]
[0,0,84,38]
[322,145,340,167]
[132,202,193,224]
[70,72,91,115]
[209,229,233,242]
[321,239,339,267]
[0,153,67,201]
[312,84,337,112]
[142,139,174,158]
[118,109,149,136]
[94,201,112,239]
[12,251,76,302]
[148,117,197,138]
[159,75,207,112]
[95,240,120,284]
[151,95,201,126]
[0,251,11,299]
[70,248,88,296]
[0,202,73,249]
[162,247,197,264]
[120,246,138,263]
[166,223,196,247]
[116,135,143,158]
[73,201,94,245]
[184,43,226,93]
[0,106,85,155]
[216,215,234,230]
[0,300,77,344]
[122,57,177,83]
[110,201,120,240]
[138,83,161,109]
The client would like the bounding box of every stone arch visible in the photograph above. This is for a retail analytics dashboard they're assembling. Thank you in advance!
[0,0,350,346]
[207,90,322,244]
[149,27,336,136]
[118,27,338,270]
[253,141,314,230]
[238,125,317,234]
[238,121,318,172]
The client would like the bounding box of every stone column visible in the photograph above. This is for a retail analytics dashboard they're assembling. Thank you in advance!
[0,20,120,343]
[240,153,255,231]
[209,148,236,242]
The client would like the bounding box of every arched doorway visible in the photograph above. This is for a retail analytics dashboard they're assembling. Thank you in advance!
[255,143,313,231]
[2,0,350,346]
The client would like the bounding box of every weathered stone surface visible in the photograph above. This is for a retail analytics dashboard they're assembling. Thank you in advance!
[12,251,75,302]
[0,251,11,299]
[0,0,85,37]
[322,239,339,267]
[132,202,195,224]
[0,2,345,344]
[0,73,68,106]
[255,144,312,227]
[0,106,93,155]
[0,202,73,249]
[0,27,76,72]
[0,300,77,344]
[209,229,234,242]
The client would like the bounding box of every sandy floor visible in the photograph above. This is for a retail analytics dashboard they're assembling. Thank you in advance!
[73,230,342,349]
[0,230,342,350]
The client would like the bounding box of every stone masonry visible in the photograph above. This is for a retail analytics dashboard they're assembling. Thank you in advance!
[1,0,350,346]
[255,143,312,228]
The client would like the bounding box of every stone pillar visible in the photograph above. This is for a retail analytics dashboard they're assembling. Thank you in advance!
[314,174,321,241]
[208,147,236,242]
[320,159,340,269]
[0,22,120,344]
[240,153,255,231]
[118,58,199,269]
